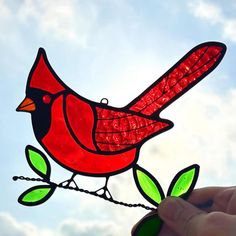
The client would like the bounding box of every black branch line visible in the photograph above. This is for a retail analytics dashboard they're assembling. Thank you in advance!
[13,175,155,211]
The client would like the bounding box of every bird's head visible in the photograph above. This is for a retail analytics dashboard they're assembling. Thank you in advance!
[16,48,67,113]
[17,88,56,113]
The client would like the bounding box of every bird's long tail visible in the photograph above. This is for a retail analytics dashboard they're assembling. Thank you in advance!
[125,42,226,116]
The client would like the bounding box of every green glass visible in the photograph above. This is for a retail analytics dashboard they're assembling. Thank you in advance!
[137,170,162,205]
[133,214,162,236]
[28,149,47,176]
[22,187,51,203]
[170,168,195,197]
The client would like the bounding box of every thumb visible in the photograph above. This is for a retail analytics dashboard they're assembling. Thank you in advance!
[158,197,205,236]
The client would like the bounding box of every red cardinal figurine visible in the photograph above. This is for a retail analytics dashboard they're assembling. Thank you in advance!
[17,42,226,198]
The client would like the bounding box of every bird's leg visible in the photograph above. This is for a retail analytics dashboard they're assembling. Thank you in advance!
[94,177,113,200]
[59,173,78,188]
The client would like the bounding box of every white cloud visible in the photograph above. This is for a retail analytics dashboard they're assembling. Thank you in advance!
[189,0,223,24]
[59,219,119,236]
[0,1,17,44]
[223,20,236,42]
[0,0,98,47]
[0,212,122,236]
[0,212,51,236]
[19,0,98,46]
[0,0,10,19]
[189,0,236,42]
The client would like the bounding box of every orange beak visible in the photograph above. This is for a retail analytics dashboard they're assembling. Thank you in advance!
[16,97,36,112]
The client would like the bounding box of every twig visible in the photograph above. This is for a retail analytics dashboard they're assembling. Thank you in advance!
[13,175,156,211]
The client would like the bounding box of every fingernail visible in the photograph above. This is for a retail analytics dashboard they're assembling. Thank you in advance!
[158,197,183,221]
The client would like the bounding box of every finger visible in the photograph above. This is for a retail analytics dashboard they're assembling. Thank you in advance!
[158,197,206,236]
[212,187,236,214]
[159,197,236,236]
[188,187,228,211]
[188,187,226,204]
[200,212,236,236]
[159,224,179,236]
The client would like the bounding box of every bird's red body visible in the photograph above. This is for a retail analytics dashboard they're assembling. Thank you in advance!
[17,42,226,178]
[41,93,138,176]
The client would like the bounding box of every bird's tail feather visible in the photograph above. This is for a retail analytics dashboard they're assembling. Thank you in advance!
[125,42,226,116]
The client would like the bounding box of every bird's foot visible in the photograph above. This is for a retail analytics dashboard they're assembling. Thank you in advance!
[94,186,113,200]
[59,177,78,189]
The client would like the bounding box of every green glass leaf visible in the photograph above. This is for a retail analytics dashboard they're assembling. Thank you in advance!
[167,164,200,198]
[26,145,51,179]
[18,185,56,206]
[133,214,162,236]
[133,165,164,206]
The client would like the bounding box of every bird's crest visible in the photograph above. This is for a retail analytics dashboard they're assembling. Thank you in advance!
[27,48,66,94]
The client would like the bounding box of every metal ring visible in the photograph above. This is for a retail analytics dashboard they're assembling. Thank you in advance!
[100,98,109,105]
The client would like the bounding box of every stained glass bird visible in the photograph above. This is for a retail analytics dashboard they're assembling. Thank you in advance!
[16,42,226,199]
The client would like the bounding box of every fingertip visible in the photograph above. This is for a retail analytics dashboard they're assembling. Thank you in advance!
[158,197,206,236]
[158,197,181,221]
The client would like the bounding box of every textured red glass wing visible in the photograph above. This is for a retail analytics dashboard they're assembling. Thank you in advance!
[95,107,171,152]
[127,43,226,115]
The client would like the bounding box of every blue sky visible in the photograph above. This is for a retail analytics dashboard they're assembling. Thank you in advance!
[1,0,236,235]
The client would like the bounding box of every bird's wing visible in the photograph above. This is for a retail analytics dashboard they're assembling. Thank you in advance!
[125,42,226,116]
[65,93,97,151]
[94,106,173,152]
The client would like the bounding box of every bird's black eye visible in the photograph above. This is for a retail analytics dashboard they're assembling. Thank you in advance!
[42,95,52,104]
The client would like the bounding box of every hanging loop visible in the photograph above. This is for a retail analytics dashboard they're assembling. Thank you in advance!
[100,98,109,105]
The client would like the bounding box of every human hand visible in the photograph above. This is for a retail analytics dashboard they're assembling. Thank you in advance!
[132,187,236,236]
